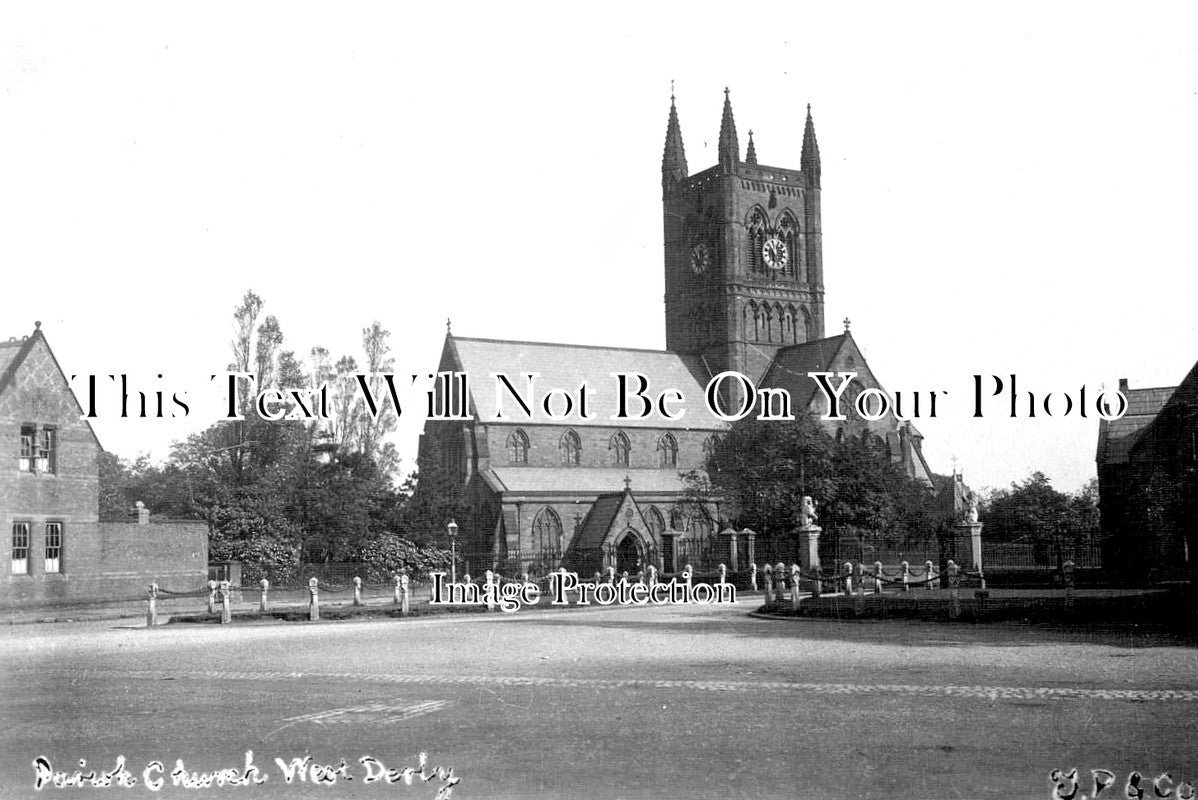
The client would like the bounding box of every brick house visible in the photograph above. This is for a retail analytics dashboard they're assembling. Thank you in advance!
[1097,361,1198,582]
[1,323,207,606]
[418,91,932,578]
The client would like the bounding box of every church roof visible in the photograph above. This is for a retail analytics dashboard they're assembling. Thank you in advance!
[573,492,626,551]
[759,333,848,410]
[477,467,692,496]
[447,335,727,430]
[1096,384,1176,465]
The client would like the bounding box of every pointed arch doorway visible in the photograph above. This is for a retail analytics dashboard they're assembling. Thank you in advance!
[615,530,644,575]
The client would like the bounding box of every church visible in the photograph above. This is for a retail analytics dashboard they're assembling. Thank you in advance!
[416,90,933,579]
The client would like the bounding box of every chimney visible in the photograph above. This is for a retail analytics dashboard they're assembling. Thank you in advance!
[1118,378,1129,393]
[135,500,150,525]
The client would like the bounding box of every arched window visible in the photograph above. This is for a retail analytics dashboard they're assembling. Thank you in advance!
[747,208,767,272]
[779,212,799,279]
[560,429,581,465]
[657,433,679,468]
[532,507,563,553]
[802,307,813,343]
[506,428,529,464]
[610,431,631,467]
[644,506,665,537]
[702,435,719,463]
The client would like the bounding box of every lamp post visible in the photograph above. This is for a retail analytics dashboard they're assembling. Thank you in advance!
[447,518,459,583]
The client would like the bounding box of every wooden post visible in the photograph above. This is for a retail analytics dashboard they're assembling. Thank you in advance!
[400,574,411,616]
[259,578,269,612]
[353,576,363,607]
[308,577,320,621]
[207,580,217,614]
[219,580,232,624]
[146,582,158,627]
[947,560,961,620]
[749,563,758,592]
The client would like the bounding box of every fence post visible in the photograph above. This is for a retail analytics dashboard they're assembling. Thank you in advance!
[874,561,884,595]
[400,574,410,616]
[855,563,866,616]
[259,578,269,612]
[219,579,232,625]
[925,560,937,590]
[606,566,615,585]
[762,563,774,606]
[485,570,496,611]
[843,562,853,595]
[308,577,320,621]
[647,564,657,588]
[947,560,961,620]
[1062,560,1076,613]
[353,576,363,607]
[393,574,402,605]
[207,580,217,614]
[749,563,758,592]
[146,582,158,628]
[684,565,694,593]
[790,564,801,612]
[901,561,910,592]
[621,570,630,585]
[718,563,728,588]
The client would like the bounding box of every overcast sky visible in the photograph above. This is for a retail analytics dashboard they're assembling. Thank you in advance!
[2,3,1195,494]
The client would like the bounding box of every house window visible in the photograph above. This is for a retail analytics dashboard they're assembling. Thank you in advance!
[19,425,35,472]
[560,430,581,466]
[37,427,56,473]
[658,433,678,468]
[507,429,529,464]
[11,522,30,575]
[44,522,62,574]
[18,424,56,473]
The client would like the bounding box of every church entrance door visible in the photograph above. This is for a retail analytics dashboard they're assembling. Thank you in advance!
[615,534,642,576]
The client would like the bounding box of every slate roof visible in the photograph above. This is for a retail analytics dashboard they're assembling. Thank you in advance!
[477,467,691,495]
[573,492,625,551]
[448,336,727,430]
[759,333,848,410]
[1097,385,1177,465]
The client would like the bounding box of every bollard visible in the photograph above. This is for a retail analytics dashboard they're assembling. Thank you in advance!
[606,566,616,585]
[925,560,936,590]
[947,560,961,620]
[207,580,218,614]
[485,570,496,611]
[874,561,884,595]
[684,565,695,593]
[353,576,363,607]
[621,570,630,585]
[855,563,866,616]
[749,562,758,592]
[718,563,728,587]
[791,564,801,612]
[647,565,657,588]
[593,571,603,587]
[521,571,530,584]
[637,570,645,585]
[308,577,320,621]
[774,563,786,602]
[400,574,411,616]
[901,561,910,592]
[393,574,402,605]
[219,579,232,624]
[259,578,270,612]
[762,564,774,605]
[843,562,854,595]
[146,582,158,627]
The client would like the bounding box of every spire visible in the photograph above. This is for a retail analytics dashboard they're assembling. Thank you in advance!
[745,130,757,165]
[718,87,739,173]
[662,86,688,191]
[801,103,821,187]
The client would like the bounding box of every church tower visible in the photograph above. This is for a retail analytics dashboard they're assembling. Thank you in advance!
[662,89,825,386]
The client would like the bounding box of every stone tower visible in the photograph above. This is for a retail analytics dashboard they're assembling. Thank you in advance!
[662,89,825,386]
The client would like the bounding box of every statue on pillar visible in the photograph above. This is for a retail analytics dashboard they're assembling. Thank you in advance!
[799,496,819,528]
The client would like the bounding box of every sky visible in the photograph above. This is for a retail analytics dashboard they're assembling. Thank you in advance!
[2,2,1195,495]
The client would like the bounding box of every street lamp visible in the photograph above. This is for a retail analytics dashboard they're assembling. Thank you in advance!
[447,518,459,583]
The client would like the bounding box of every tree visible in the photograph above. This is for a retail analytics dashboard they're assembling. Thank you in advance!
[981,471,1100,564]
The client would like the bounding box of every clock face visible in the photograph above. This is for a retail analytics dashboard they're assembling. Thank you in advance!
[690,242,710,274]
[762,236,788,270]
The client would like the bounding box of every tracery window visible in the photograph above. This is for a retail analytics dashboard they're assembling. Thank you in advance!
[657,433,678,468]
[610,431,631,467]
[560,430,581,466]
[507,429,529,464]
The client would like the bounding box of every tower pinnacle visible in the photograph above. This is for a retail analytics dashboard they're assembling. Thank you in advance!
[746,130,757,165]
[718,87,739,173]
[801,104,821,187]
[662,89,688,191]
